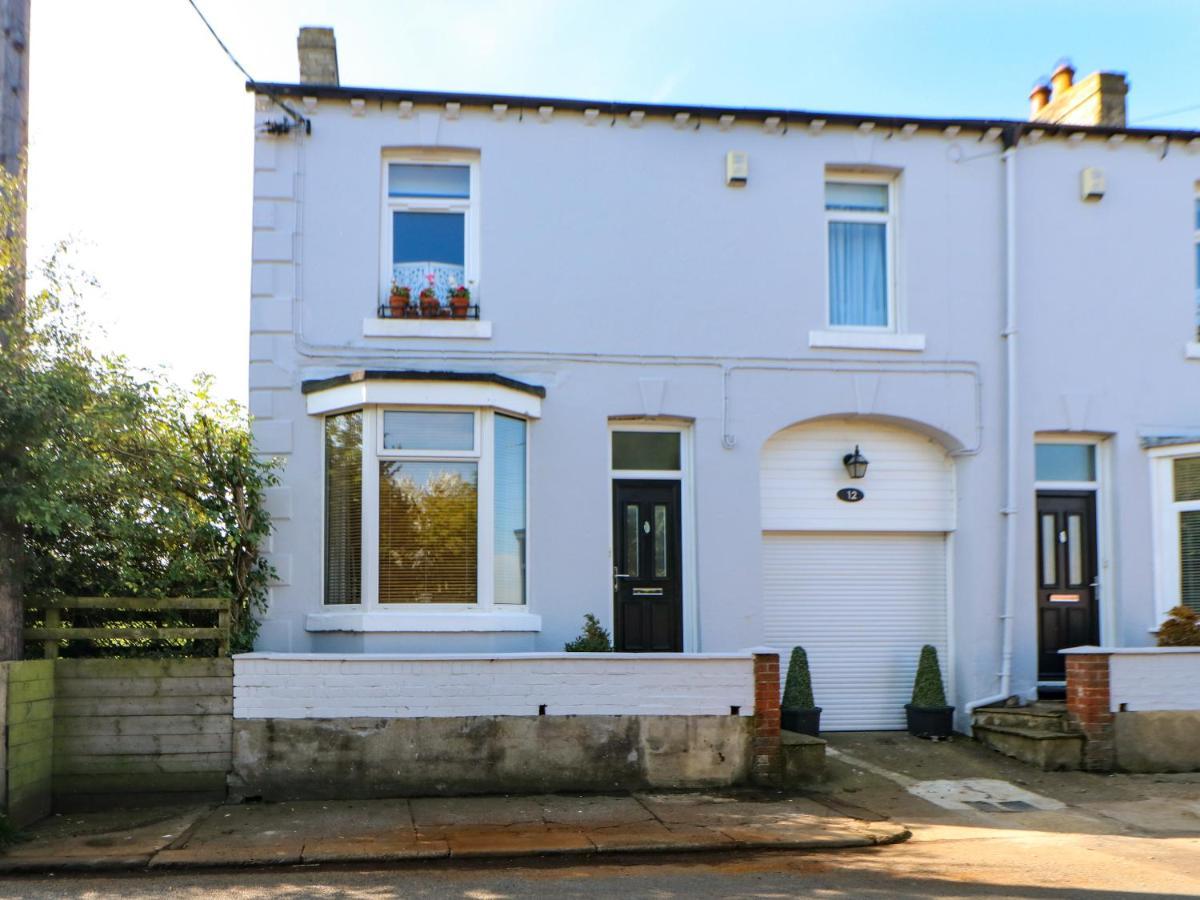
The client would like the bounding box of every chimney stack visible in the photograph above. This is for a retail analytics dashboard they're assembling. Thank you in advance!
[298,27,339,86]
[1030,58,1128,128]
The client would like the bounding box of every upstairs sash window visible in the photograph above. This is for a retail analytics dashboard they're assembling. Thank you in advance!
[384,158,476,305]
[826,179,894,329]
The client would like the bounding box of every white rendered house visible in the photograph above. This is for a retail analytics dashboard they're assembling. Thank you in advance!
[246,34,1200,731]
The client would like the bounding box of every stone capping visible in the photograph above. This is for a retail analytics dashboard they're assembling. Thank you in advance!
[236,651,757,661]
[1060,646,1200,655]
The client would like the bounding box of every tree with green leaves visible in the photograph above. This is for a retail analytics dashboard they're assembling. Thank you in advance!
[0,169,277,656]
[564,614,612,652]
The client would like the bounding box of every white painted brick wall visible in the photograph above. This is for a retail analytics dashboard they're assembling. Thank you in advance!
[1108,649,1200,712]
[233,653,757,719]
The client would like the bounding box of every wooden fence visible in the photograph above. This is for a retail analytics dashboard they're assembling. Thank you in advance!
[52,658,233,807]
[24,597,230,658]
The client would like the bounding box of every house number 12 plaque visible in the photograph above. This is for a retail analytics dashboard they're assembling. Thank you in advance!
[836,487,865,503]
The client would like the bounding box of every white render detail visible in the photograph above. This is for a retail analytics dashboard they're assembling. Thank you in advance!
[760,418,955,532]
[232,653,757,719]
[1104,649,1200,712]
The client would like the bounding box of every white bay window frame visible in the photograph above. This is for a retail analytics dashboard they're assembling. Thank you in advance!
[309,393,538,633]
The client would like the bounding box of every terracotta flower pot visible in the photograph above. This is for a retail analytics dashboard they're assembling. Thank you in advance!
[419,294,440,318]
[388,294,410,317]
[449,294,470,319]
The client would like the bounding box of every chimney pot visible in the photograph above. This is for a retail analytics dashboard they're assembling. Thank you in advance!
[1051,59,1075,97]
[1029,80,1051,116]
[298,27,339,86]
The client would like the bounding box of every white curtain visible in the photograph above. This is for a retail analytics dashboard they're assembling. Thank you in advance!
[829,222,887,326]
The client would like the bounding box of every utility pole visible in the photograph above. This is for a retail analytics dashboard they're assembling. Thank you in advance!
[0,0,30,661]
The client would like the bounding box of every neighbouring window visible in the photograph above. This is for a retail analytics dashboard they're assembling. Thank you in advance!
[324,411,363,605]
[612,431,681,471]
[826,178,893,329]
[385,159,475,305]
[1194,192,1199,339]
[1174,456,1200,613]
[324,407,528,609]
[1035,444,1096,482]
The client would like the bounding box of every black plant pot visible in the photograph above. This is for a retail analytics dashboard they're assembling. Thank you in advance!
[905,704,955,739]
[781,706,822,737]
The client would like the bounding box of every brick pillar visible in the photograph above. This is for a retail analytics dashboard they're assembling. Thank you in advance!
[751,652,782,785]
[1065,652,1115,771]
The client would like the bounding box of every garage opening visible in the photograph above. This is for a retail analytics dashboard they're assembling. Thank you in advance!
[760,417,955,731]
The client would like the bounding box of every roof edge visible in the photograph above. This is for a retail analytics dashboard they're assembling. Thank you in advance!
[300,369,547,398]
[248,80,1200,141]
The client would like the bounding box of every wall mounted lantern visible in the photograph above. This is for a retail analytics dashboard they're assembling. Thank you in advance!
[843,445,869,479]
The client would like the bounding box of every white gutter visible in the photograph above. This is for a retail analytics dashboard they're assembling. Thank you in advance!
[966,139,1019,723]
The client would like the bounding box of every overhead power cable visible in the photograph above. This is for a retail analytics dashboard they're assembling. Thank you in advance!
[183,0,310,133]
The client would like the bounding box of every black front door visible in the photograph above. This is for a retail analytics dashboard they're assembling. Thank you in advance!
[1036,492,1099,681]
[613,480,682,652]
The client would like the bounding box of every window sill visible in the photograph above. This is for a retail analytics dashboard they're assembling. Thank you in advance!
[809,330,926,352]
[1185,342,1200,359]
[306,610,541,633]
[363,318,493,339]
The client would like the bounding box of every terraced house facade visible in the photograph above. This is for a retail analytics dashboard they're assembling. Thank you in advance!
[247,32,1200,731]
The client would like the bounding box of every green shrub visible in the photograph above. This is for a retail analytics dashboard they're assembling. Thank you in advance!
[782,646,815,709]
[1157,605,1200,647]
[911,644,948,708]
[563,613,612,652]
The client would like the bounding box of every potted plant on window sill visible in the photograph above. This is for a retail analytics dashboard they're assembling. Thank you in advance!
[781,646,821,736]
[448,284,471,319]
[418,274,440,318]
[388,282,412,318]
[905,644,955,739]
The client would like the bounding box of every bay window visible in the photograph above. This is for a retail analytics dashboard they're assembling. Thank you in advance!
[323,406,526,611]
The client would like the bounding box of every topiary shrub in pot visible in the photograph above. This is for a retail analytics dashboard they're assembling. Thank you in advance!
[905,644,955,739]
[781,646,822,736]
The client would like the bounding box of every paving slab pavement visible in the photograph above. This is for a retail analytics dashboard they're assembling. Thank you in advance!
[0,790,909,872]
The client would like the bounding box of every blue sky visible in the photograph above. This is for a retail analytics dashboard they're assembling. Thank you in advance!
[27,0,1200,401]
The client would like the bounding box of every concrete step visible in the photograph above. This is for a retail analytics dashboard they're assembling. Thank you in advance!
[781,729,826,784]
[973,705,1074,734]
[973,724,1084,771]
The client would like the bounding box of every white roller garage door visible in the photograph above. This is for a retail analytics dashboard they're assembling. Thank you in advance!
[762,531,949,731]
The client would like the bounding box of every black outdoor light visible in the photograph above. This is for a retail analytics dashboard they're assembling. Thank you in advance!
[843,445,869,479]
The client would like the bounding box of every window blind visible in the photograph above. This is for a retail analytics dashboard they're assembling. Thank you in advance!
[324,412,362,605]
[379,460,478,604]
[494,415,527,605]
[1181,509,1200,614]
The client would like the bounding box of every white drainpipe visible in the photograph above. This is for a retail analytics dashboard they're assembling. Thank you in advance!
[966,137,1020,724]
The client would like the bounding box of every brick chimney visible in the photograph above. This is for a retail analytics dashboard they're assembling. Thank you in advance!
[298,27,339,86]
[1031,58,1128,128]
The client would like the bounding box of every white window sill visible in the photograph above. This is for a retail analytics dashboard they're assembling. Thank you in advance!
[306,611,541,633]
[1185,341,1200,359]
[363,318,493,339]
[809,330,926,352]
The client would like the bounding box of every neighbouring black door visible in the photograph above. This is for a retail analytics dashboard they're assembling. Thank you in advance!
[1036,492,1099,681]
[613,480,683,652]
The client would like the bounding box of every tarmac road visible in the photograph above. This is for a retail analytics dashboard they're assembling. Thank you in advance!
[0,833,1198,900]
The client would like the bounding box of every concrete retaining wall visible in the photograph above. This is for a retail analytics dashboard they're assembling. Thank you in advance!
[230,652,776,799]
[1065,647,1200,772]
[230,714,753,800]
